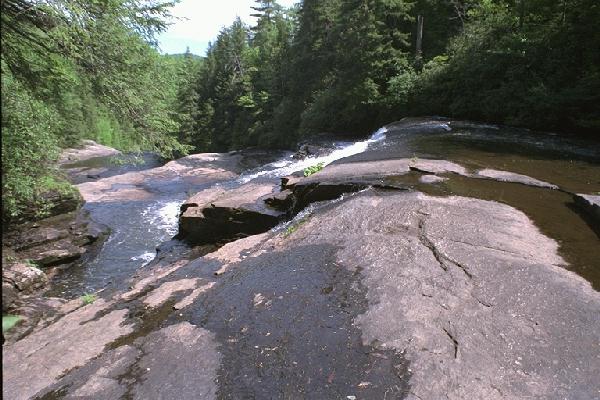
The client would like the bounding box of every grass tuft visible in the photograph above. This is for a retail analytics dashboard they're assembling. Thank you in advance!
[81,293,97,305]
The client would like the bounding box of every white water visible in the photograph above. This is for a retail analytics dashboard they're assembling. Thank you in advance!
[131,200,183,265]
[141,200,182,236]
[237,127,388,184]
[131,251,156,265]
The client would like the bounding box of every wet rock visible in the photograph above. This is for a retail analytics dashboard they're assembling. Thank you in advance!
[58,140,121,164]
[194,242,410,399]
[292,143,336,160]
[76,152,245,203]
[131,323,221,400]
[179,182,285,245]
[419,174,447,184]
[476,168,559,189]
[2,261,47,295]
[573,193,600,226]
[2,298,132,400]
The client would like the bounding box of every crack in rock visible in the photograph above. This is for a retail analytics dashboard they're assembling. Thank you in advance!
[418,216,474,279]
[442,328,459,359]
[417,218,448,272]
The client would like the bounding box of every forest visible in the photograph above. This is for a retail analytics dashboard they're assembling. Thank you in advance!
[2,0,599,224]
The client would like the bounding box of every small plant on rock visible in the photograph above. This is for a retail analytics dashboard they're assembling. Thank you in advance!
[283,217,309,238]
[23,259,40,270]
[2,315,21,334]
[81,293,97,305]
[303,162,324,177]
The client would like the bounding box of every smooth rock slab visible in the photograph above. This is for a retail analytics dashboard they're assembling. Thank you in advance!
[419,174,448,184]
[284,158,467,186]
[35,323,221,400]
[77,153,243,203]
[131,323,221,400]
[476,168,559,189]
[284,159,563,192]
[2,299,132,400]
[573,193,600,226]
[287,191,599,400]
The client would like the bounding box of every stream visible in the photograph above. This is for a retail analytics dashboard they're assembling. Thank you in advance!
[48,129,389,298]
[50,119,600,297]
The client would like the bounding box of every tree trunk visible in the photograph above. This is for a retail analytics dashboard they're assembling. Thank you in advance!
[519,0,526,29]
[416,15,424,60]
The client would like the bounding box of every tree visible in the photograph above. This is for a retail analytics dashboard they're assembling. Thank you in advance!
[271,0,341,140]
[298,0,414,135]
[1,0,188,223]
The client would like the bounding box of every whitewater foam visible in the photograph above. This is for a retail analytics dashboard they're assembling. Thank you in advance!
[141,200,181,236]
[237,127,387,183]
[131,251,156,266]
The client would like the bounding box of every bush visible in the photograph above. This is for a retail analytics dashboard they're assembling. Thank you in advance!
[1,70,63,222]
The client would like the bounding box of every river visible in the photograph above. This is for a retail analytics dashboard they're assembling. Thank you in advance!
[50,118,600,297]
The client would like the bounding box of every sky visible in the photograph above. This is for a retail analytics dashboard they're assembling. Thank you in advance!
[157,0,298,56]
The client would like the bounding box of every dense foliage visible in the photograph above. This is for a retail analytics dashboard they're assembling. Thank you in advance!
[187,0,599,152]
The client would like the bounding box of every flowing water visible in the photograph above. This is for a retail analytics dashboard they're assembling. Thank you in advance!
[50,120,600,297]
[49,129,388,298]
